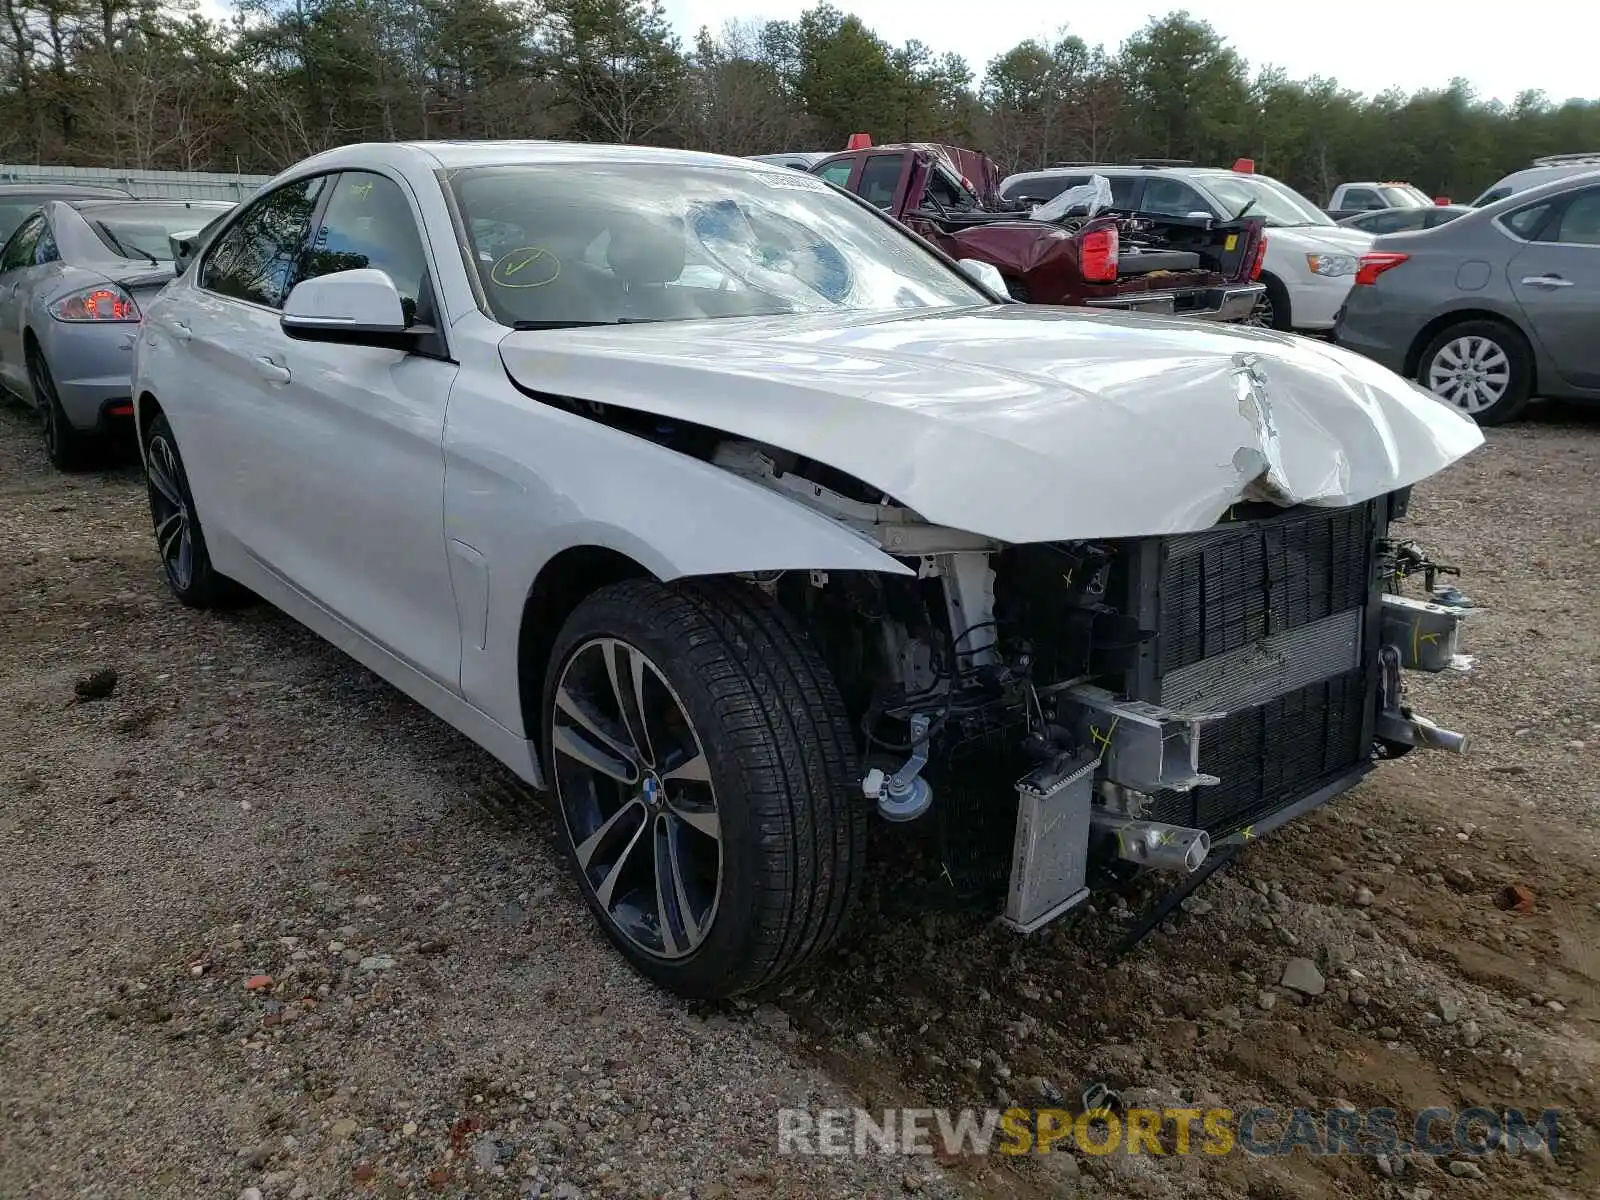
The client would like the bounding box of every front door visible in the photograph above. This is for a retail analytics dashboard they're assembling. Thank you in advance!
[235,169,462,688]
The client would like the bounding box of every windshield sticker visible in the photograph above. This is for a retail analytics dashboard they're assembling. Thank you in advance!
[490,246,561,289]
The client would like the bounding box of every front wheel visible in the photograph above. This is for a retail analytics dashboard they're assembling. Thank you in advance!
[542,578,866,999]
[1416,319,1532,426]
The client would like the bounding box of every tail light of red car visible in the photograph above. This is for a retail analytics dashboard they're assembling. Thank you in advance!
[1354,252,1410,287]
[1079,226,1119,284]
[1249,233,1269,280]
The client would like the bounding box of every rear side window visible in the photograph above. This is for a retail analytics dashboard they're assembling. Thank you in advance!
[858,154,905,208]
[0,201,47,246]
[1499,202,1553,240]
[0,214,44,272]
[815,160,853,189]
[1552,189,1600,245]
[1142,177,1210,217]
[34,220,58,264]
[201,177,326,309]
[1343,187,1383,209]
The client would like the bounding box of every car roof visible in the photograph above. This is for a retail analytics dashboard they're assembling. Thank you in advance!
[0,181,133,197]
[289,140,774,177]
[67,198,234,213]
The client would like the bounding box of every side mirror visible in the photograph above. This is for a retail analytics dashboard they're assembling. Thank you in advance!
[169,231,200,275]
[957,257,1009,297]
[281,268,415,350]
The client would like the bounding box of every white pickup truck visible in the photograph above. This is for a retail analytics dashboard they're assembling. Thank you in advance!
[1325,181,1437,221]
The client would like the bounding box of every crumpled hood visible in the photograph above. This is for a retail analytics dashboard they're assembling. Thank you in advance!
[498,304,1483,544]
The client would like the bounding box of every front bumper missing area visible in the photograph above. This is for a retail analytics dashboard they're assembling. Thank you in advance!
[1000,595,1473,935]
[1085,283,1265,322]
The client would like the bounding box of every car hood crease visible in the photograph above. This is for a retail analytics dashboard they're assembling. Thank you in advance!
[498,305,1483,544]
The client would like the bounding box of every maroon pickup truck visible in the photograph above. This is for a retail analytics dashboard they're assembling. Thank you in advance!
[807,141,1268,321]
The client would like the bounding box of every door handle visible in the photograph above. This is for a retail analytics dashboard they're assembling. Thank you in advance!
[254,356,292,384]
[1520,275,1573,288]
[172,320,192,341]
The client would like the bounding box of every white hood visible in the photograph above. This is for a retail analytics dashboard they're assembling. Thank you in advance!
[498,305,1483,545]
[1271,224,1375,253]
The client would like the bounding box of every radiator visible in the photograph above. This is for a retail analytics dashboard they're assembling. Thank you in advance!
[1131,500,1384,835]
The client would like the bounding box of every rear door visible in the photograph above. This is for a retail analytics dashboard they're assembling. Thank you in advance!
[1506,186,1600,389]
[855,151,909,211]
[0,213,46,390]
[169,176,329,545]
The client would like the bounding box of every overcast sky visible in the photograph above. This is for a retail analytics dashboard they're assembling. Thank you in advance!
[660,0,1591,106]
[196,1,1591,108]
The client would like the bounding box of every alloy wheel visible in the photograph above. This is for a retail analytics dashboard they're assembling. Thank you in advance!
[551,637,723,960]
[1246,291,1274,328]
[30,359,59,457]
[146,435,195,590]
[1426,335,1510,414]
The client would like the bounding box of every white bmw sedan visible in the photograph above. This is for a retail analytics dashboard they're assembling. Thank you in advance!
[133,140,1481,999]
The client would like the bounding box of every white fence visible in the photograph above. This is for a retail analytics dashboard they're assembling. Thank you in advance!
[0,164,272,202]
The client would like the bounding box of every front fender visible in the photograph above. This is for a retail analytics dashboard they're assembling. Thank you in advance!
[445,387,914,734]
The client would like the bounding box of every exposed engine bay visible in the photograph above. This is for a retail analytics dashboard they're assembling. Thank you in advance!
[535,394,1475,935]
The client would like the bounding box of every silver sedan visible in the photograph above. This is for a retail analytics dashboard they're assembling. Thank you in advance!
[0,197,233,469]
[1334,169,1600,425]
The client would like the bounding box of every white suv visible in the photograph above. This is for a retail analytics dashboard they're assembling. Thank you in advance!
[999,161,1374,333]
[1471,153,1600,206]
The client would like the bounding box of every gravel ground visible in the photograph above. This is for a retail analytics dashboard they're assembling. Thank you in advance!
[1,397,1596,1200]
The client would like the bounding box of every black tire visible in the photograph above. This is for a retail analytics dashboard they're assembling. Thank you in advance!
[28,348,93,472]
[1415,319,1532,426]
[1249,272,1292,331]
[541,577,866,999]
[141,413,250,608]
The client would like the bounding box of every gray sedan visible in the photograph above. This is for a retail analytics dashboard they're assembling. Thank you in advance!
[0,197,234,468]
[1334,170,1600,425]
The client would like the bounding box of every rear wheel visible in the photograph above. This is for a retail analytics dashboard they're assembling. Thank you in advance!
[1246,273,1292,331]
[542,578,865,999]
[1416,319,1532,426]
[142,413,249,608]
[29,350,92,472]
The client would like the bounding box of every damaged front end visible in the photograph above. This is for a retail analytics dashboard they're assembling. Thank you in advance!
[724,446,1473,938]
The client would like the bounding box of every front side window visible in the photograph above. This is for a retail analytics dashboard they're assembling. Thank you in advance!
[297,172,429,322]
[0,214,44,272]
[85,202,235,262]
[200,178,326,309]
[447,162,988,329]
[858,154,906,208]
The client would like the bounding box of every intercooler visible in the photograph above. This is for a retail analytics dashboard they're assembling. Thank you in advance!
[1121,498,1387,836]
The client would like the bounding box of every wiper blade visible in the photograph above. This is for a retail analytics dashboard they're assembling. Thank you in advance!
[95,222,159,266]
[1232,198,1257,221]
[508,318,650,330]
